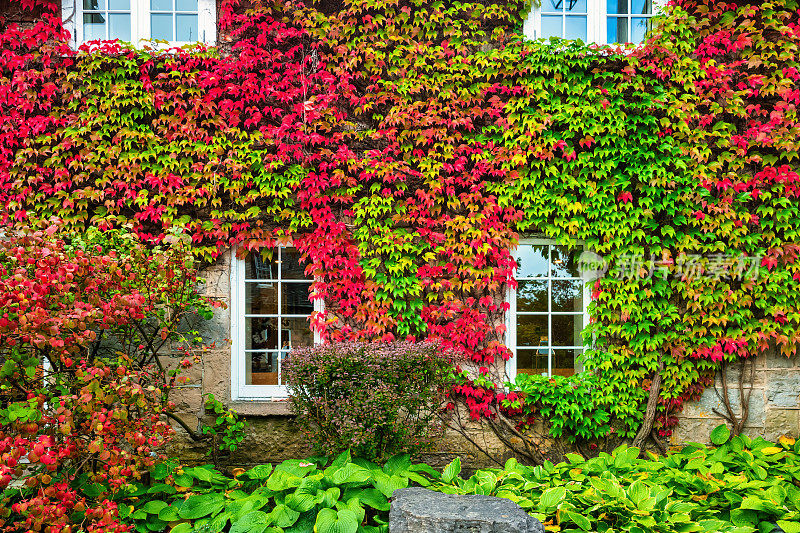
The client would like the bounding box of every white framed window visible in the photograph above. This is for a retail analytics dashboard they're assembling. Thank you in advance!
[230,247,322,400]
[505,240,590,378]
[61,0,216,48]
[522,0,666,45]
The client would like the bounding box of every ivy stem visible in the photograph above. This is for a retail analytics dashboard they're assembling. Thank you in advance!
[632,355,663,450]
[165,410,209,442]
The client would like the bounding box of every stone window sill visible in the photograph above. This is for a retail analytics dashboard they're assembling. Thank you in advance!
[229,400,294,417]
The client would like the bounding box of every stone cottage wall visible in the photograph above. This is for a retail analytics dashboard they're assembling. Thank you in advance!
[673,349,800,445]
[167,254,800,468]
[165,251,514,469]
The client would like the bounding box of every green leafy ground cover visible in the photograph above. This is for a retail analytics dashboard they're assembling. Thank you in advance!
[114,428,800,533]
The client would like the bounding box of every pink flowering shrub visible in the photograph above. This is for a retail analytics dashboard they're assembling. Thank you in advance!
[284,341,453,461]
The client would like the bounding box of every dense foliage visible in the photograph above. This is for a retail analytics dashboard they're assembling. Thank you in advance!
[1,0,799,443]
[283,341,453,460]
[0,225,219,532]
[421,428,800,533]
[115,450,417,533]
[500,372,613,442]
[110,428,800,533]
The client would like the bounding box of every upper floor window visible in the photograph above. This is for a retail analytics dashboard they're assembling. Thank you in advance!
[606,0,658,44]
[62,0,216,47]
[231,247,322,400]
[150,0,200,42]
[506,241,589,378]
[82,0,132,41]
[523,0,665,45]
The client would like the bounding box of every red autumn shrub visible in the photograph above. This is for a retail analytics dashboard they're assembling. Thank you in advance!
[0,223,220,533]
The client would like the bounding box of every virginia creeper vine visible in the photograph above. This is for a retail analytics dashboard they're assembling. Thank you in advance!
[1,0,799,446]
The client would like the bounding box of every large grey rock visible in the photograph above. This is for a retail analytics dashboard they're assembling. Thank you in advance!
[390,487,544,533]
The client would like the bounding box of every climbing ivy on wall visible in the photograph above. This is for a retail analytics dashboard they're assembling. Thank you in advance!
[1,0,799,441]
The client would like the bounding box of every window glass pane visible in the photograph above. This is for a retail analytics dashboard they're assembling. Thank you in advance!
[551,246,580,277]
[83,13,106,40]
[607,16,628,43]
[176,14,197,40]
[516,244,548,278]
[564,16,587,41]
[540,15,563,38]
[282,282,313,314]
[278,351,290,384]
[246,253,277,280]
[281,248,307,279]
[108,0,129,10]
[566,0,587,12]
[84,0,104,10]
[517,280,548,312]
[151,13,173,40]
[240,247,319,392]
[512,243,586,377]
[246,317,278,351]
[176,0,197,10]
[550,246,581,278]
[108,13,130,40]
[281,317,314,349]
[631,17,651,43]
[552,280,583,312]
[632,0,652,14]
[247,351,279,385]
[607,0,626,13]
[516,348,548,375]
[542,0,562,13]
[517,315,548,347]
[552,314,581,346]
[246,281,277,315]
[151,0,172,10]
[552,349,580,376]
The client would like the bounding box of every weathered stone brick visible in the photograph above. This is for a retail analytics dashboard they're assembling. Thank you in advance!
[680,386,766,427]
[763,410,800,442]
[766,374,800,408]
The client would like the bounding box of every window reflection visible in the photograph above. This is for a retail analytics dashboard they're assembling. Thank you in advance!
[543,0,587,12]
[150,0,199,42]
[513,243,585,377]
[540,0,588,40]
[552,280,583,311]
[606,0,656,44]
[83,0,131,41]
[632,0,652,14]
[516,245,548,278]
[564,17,587,40]
[243,247,314,386]
[607,0,626,13]
[517,280,548,312]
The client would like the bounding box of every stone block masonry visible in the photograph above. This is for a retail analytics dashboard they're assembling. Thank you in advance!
[674,349,800,444]
[166,258,800,467]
